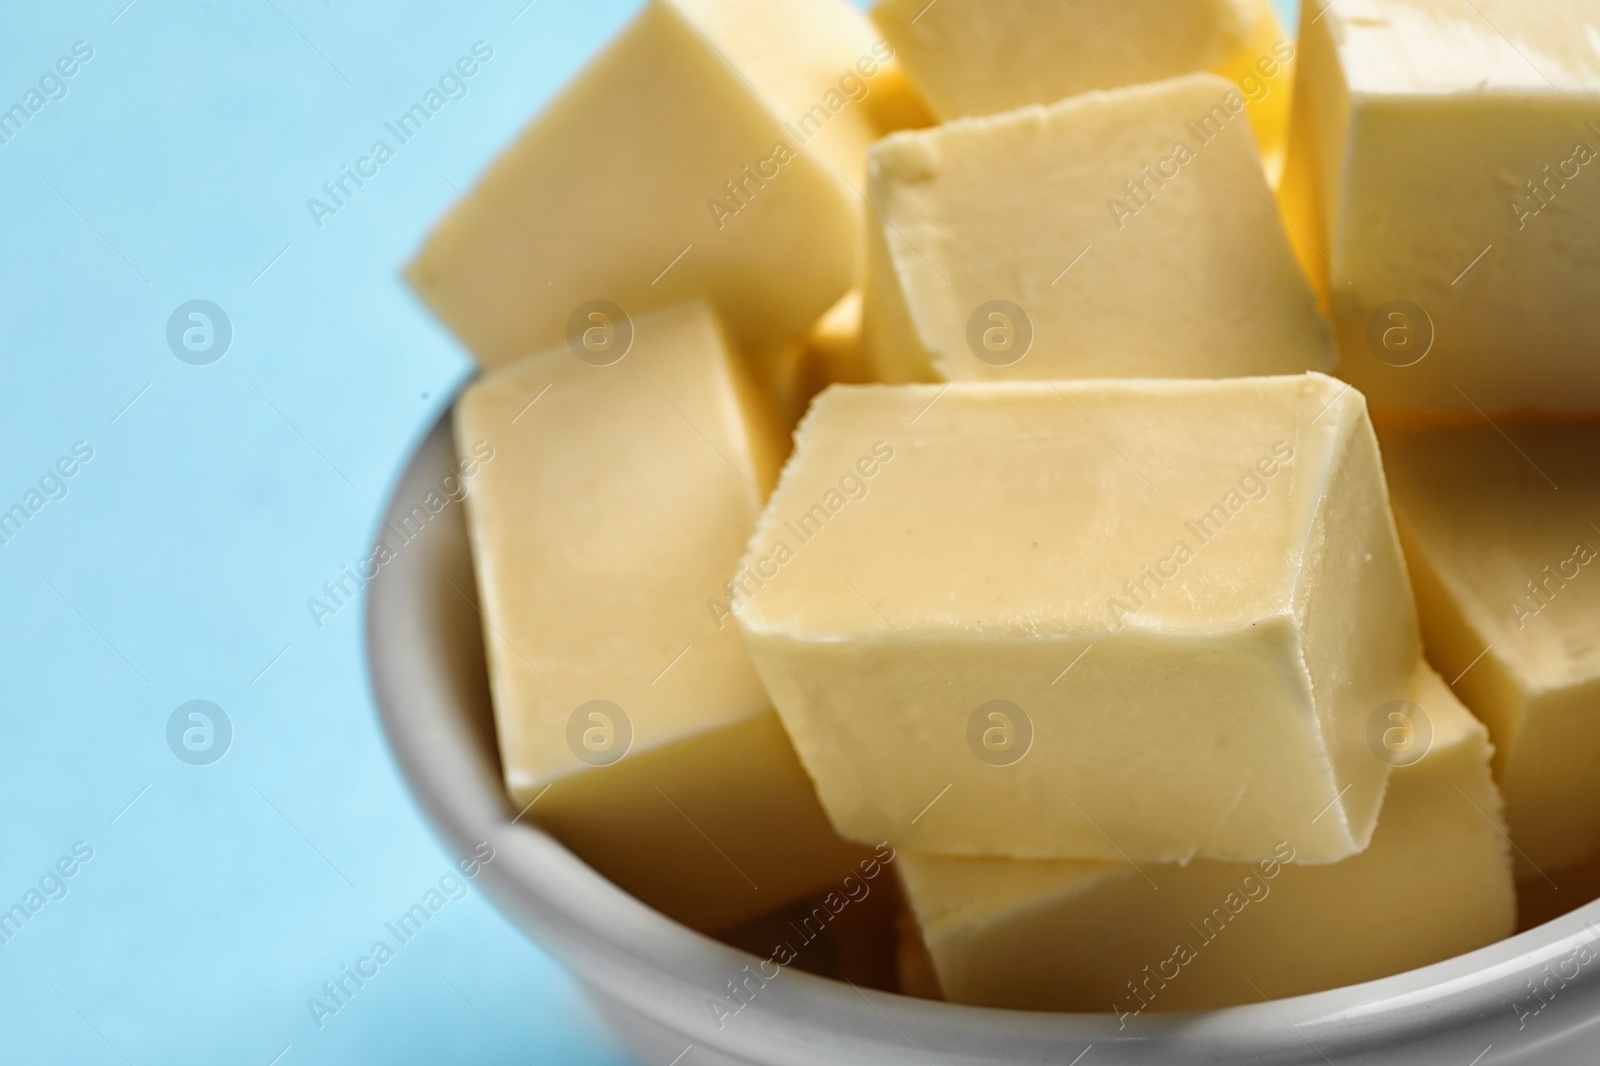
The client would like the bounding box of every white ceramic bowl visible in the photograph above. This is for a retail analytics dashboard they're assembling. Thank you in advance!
[367,412,1600,1065]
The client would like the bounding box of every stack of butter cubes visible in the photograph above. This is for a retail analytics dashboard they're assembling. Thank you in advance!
[409,0,1600,1013]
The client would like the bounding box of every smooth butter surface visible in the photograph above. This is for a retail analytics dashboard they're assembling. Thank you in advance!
[896,667,1515,1011]
[870,0,1293,170]
[456,300,861,930]
[1329,0,1600,91]
[533,709,869,932]
[736,374,1418,864]
[410,0,908,387]
[457,300,780,788]
[862,74,1333,384]
[1381,420,1600,875]
[1285,0,1600,413]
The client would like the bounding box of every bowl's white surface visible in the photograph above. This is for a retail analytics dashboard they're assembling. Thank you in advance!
[366,412,1600,1065]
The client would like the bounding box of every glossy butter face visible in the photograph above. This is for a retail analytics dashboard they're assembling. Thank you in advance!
[736,374,1418,867]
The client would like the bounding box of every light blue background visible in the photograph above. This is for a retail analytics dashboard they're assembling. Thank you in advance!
[0,1,1296,1062]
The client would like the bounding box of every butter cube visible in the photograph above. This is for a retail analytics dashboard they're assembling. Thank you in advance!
[1379,420,1600,877]
[862,74,1334,383]
[410,0,909,392]
[1284,0,1600,414]
[457,300,863,931]
[734,373,1419,864]
[897,667,1516,1011]
[871,0,1295,174]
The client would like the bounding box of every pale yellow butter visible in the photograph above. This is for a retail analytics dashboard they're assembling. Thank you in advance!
[1380,419,1600,877]
[896,667,1515,1011]
[734,374,1418,864]
[456,300,863,931]
[410,0,915,394]
[767,289,871,424]
[1284,0,1600,414]
[870,0,1293,174]
[861,74,1334,384]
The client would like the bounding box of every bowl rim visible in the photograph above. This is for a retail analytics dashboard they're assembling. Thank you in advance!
[366,406,1600,1064]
